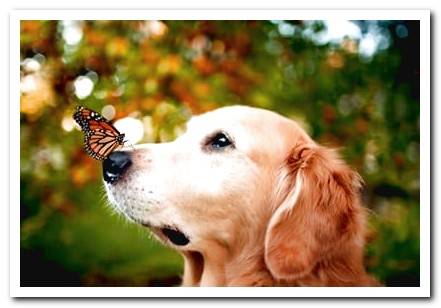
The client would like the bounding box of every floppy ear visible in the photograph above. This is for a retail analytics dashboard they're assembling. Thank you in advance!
[264,143,365,281]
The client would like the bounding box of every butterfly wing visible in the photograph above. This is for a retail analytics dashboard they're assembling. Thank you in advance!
[74,106,120,131]
[84,129,125,160]
[73,106,125,160]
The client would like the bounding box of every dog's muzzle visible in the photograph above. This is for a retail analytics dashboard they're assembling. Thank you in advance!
[102,151,132,184]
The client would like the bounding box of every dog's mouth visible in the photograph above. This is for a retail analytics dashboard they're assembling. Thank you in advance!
[161,227,190,246]
[142,223,190,246]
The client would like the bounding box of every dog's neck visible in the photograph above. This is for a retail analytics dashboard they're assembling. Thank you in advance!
[180,216,276,286]
[180,242,230,286]
[225,246,275,286]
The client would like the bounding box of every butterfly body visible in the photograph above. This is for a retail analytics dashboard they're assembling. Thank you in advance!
[73,106,126,160]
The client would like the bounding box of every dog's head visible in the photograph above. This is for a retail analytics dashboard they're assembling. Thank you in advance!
[103,105,367,284]
[104,106,310,248]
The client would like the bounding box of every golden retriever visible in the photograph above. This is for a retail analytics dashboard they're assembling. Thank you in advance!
[103,105,379,286]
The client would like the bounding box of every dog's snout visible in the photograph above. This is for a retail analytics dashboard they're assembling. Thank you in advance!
[103,151,132,184]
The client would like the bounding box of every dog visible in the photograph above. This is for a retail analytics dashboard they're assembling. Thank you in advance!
[103,105,379,286]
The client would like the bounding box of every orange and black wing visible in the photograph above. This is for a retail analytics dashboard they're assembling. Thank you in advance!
[84,128,125,160]
[73,106,125,160]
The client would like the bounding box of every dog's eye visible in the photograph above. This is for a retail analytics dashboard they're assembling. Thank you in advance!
[209,132,232,150]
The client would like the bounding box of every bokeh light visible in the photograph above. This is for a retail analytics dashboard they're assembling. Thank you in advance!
[73,75,94,99]
[20,75,38,93]
[101,105,116,120]
[61,20,83,46]
[114,117,145,145]
[61,116,76,132]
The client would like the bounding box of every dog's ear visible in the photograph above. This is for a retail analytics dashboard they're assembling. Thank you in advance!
[264,143,365,281]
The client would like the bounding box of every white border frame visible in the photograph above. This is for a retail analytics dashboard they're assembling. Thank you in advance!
[10,9,430,298]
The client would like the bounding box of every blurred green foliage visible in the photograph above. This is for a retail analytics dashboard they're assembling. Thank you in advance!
[20,20,420,286]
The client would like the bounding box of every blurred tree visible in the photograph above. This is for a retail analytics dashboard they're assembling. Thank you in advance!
[20,20,420,286]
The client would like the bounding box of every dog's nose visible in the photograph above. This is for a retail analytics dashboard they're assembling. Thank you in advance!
[102,151,132,184]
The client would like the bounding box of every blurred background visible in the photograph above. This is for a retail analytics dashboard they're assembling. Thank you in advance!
[20,20,420,287]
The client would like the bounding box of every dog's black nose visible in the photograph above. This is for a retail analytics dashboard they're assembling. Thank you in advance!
[102,151,132,184]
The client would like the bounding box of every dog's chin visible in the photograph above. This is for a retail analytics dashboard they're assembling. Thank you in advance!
[105,193,191,247]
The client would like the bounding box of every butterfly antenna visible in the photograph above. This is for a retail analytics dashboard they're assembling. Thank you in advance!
[123,138,134,150]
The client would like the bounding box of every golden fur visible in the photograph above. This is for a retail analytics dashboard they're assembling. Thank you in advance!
[105,106,379,286]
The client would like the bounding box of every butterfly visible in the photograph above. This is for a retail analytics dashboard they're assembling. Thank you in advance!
[73,106,126,160]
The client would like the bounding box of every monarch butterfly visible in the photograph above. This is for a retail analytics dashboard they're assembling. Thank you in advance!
[73,106,126,160]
